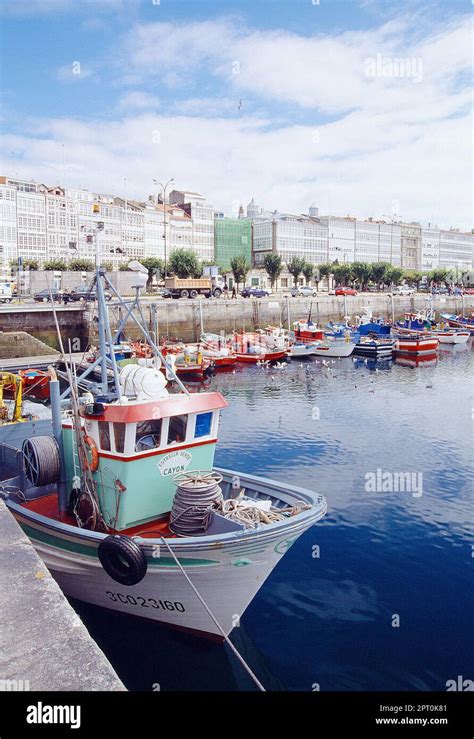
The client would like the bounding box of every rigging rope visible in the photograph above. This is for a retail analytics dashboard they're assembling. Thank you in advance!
[159,536,266,692]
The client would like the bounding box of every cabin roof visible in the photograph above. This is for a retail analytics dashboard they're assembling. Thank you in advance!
[81,391,228,423]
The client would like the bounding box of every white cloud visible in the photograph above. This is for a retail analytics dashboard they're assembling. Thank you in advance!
[118,91,160,111]
[2,12,472,231]
[1,104,471,230]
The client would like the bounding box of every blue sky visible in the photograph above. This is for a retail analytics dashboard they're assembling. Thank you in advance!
[0,0,472,228]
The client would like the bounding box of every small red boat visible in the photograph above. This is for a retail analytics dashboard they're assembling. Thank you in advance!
[394,335,439,355]
[233,349,288,364]
[4,369,51,401]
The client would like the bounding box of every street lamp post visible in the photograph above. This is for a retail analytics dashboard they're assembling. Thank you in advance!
[383,212,400,266]
[153,177,174,278]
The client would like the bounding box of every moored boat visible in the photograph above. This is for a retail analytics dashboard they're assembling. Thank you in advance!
[430,329,470,345]
[394,334,439,355]
[0,256,326,640]
[440,312,474,335]
[353,337,396,359]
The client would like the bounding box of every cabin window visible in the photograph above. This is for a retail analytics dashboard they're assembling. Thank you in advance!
[136,419,162,452]
[194,412,212,438]
[114,423,126,454]
[168,414,188,445]
[98,422,111,451]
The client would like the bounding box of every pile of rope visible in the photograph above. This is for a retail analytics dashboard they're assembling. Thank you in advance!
[170,471,223,536]
[170,470,312,535]
[216,497,310,529]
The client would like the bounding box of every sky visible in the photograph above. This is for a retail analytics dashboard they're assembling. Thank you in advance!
[0,0,472,229]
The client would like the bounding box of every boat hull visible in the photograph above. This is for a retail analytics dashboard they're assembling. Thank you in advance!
[432,331,470,345]
[6,468,326,638]
[354,340,395,358]
[289,343,318,357]
[394,337,439,355]
[312,342,355,358]
[234,350,288,363]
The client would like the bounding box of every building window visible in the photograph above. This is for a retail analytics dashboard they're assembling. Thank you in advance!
[168,415,187,444]
[135,419,162,451]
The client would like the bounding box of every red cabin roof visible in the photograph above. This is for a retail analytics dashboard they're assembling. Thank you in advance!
[81,391,228,423]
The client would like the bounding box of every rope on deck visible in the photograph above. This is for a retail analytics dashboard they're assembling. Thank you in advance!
[159,536,266,692]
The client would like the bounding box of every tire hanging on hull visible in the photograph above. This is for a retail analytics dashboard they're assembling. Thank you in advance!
[98,535,148,586]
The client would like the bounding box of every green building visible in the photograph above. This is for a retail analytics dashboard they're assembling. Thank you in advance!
[214,218,252,272]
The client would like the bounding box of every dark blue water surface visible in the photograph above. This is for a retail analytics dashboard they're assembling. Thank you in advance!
[73,343,473,691]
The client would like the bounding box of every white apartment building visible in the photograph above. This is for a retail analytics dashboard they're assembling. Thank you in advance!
[421,227,473,272]
[169,189,214,261]
[16,190,47,264]
[400,223,421,270]
[113,198,145,263]
[318,216,402,266]
[45,186,79,261]
[66,189,126,266]
[253,212,327,267]
[439,230,473,271]
[421,227,440,271]
[140,200,193,260]
[0,184,18,273]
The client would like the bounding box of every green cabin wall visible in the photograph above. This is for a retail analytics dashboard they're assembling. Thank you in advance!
[61,426,217,530]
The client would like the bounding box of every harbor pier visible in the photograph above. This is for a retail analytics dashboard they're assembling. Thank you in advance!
[0,294,471,351]
[0,501,126,692]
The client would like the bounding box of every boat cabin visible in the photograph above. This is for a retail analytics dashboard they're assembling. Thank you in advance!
[62,392,228,531]
[293,321,324,342]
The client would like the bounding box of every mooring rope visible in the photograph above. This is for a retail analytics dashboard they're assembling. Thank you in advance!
[159,536,266,692]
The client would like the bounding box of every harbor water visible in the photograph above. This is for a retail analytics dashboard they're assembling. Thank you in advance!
[71,342,473,691]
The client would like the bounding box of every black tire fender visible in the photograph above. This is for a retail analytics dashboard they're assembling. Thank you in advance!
[98,535,147,586]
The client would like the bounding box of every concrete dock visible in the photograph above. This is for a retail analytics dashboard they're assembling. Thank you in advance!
[0,500,125,691]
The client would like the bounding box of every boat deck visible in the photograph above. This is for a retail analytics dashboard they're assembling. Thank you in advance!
[22,493,176,538]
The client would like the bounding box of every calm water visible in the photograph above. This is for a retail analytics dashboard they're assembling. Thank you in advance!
[72,342,473,691]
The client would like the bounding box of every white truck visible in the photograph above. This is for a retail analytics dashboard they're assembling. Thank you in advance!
[164,275,226,299]
[0,284,13,304]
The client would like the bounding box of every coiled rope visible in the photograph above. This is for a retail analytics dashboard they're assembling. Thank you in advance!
[22,436,60,488]
[169,471,223,536]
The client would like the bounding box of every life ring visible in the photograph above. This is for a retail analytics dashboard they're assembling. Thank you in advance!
[98,535,147,586]
[83,434,99,472]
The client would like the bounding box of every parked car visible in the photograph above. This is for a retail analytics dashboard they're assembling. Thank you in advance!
[431,287,449,295]
[291,285,317,297]
[240,287,270,298]
[33,288,64,303]
[393,285,416,295]
[463,287,474,295]
[69,285,111,302]
[335,287,358,296]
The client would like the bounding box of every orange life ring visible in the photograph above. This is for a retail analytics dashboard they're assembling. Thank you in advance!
[83,434,99,472]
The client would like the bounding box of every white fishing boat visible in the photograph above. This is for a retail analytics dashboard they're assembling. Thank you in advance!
[0,254,326,640]
[430,329,470,345]
[289,342,319,357]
